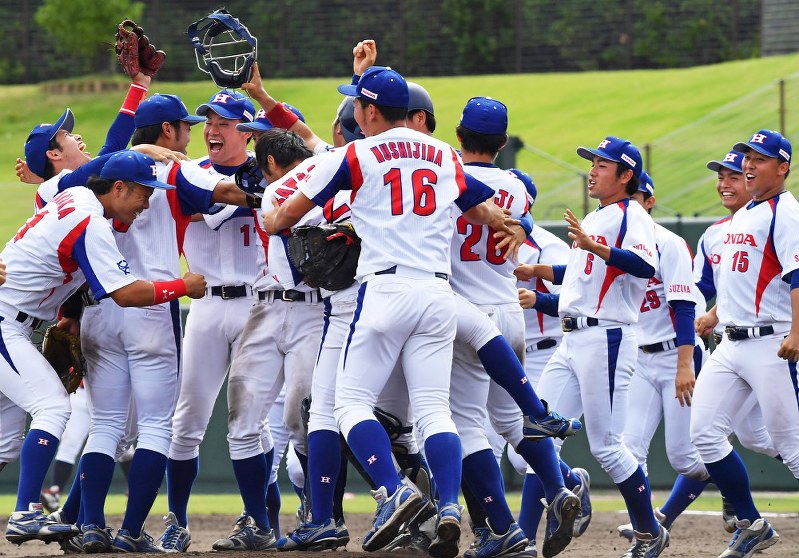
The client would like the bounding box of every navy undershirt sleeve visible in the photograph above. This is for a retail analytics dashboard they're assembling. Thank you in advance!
[532,292,560,317]
[670,300,696,346]
[607,247,656,278]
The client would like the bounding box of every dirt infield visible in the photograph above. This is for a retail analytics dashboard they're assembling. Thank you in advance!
[2,510,797,557]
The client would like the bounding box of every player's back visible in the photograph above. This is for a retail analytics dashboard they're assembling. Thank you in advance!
[338,127,467,278]
[633,222,698,345]
[450,164,529,305]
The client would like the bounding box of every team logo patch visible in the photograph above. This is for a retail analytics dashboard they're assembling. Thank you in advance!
[367,454,377,465]
[779,149,790,161]
[597,139,611,149]
[750,133,768,144]
[620,153,637,168]
[256,109,267,119]
[361,87,378,100]
[723,153,739,163]
[243,109,254,122]
[38,438,49,446]
[212,93,231,104]
[320,476,331,484]
[117,259,130,275]
[151,164,158,177]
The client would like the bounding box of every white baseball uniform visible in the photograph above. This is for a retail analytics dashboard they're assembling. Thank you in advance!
[0,187,136,444]
[693,214,777,457]
[691,191,799,478]
[169,156,261,462]
[226,154,332,461]
[448,163,532,458]
[535,199,657,483]
[298,129,492,446]
[624,222,709,481]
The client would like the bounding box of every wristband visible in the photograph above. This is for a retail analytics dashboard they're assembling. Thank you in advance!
[152,279,187,304]
[266,102,300,130]
[120,83,148,116]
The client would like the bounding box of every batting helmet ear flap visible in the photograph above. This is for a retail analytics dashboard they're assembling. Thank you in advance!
[187,9,257,89]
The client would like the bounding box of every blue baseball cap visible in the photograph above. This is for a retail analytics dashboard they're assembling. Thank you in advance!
[638,170,654,195]
[100,151,174,190]
[576,136,644,178]
[459,97,508,135]
[24,108,75,178]
[733,129,791,164]
[707,149,744,173]
[236,104,306,133]
[196,89,256,122]
[135,94,206,129]
[337,66,409,109]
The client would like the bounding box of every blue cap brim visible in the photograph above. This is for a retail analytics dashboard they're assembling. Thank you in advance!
[55,109,75,137]
[706,160,741,173]
[576,146,617,163]
[134,178,175,190]
[236,122,272,132]
[732,142,773,158]
[196,104,244,120]
[182,115,207,125]
[337,84,358,96]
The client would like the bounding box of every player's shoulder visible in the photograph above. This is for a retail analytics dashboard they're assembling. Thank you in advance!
[655,223,691,255]
[531,223,568,247]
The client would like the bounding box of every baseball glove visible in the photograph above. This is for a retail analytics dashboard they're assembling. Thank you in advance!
[115,19,166,77]
[41,325,85,394]
[287,223,361,291]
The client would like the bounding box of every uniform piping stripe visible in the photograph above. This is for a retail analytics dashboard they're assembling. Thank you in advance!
[316,298,333,366]
[166,163,191,257]
[342,283,368,370]
[606,327,622,410]
[789,361,799,414]
[170,299,182,371]
[0,318,19,375]
[692,344,703,378]
[57,216,91,286]
[753,197,782,317]
[346,143,364,202]
[596,200,628,313]
[451,148,467,195]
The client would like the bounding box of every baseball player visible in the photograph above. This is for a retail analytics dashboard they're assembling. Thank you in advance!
[690,129,798,558]
[162,89,261,553]
[515,137,669,558]
[0,150,205,545]
[263,66,520,558]
[39,97,253,552]
[15,69,152,192]
[445,96,580,558]
[614,171,710,541]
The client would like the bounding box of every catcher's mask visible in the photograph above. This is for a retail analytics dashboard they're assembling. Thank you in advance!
[187,9,257,89]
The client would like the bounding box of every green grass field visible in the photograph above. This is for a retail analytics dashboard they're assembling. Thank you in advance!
[2,53,799,242]
[0,491,796,517]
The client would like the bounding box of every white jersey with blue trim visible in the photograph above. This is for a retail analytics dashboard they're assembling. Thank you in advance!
[256,154,352,292]
[716,191,799,328]
[112,160,218,281]
[692,215,732,301]
[0,187,136,320]
[299,127,491,280]
[517,224,570,344]
[181,157,261,286]
[633,222,698,345]
[34,170,71,211]
[558,199,657,324]
[450,163,530,305]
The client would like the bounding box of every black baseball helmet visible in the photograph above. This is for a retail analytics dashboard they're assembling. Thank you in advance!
[336,96,364,143]
[407,82,434,116]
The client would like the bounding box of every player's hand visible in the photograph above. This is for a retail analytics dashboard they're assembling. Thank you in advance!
[241,62,270,103]
[16,158,44,184]
[0,256,6,286]
[56,317,81,336]
[131,144,190,163]
[131,71,152,89]
[262,197,281,234]
[353,40,377,76]
[494,223,526,263]
[183,272,207,299]
[777,332,799,362]
[675,362,695,407]
[518,288,537,309]
[695,310,719,338]
[514,264,542,281]
[564,209,596,252]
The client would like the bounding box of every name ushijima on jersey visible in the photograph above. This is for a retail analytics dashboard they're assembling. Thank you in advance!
[0,187,136,320]
[559,199,657,324]
[633,223,698,345]
[716,191,799,329]
[450,164,530,305]
[298,128,492,279]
